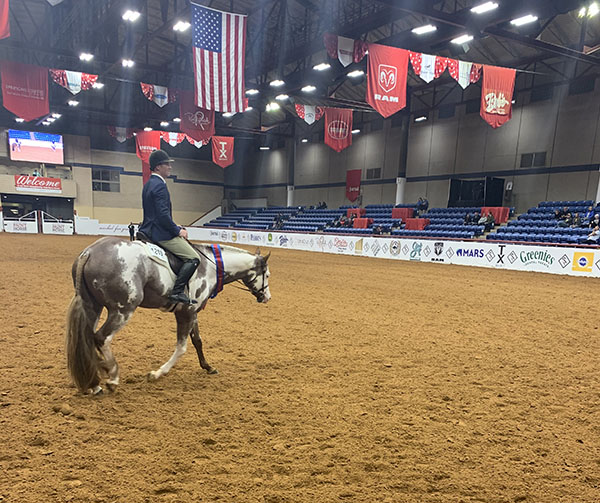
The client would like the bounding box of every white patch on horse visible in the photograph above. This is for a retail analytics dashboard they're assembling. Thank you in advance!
[116,242,143,304]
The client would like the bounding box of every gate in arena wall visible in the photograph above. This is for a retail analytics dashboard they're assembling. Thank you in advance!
[2,210,73,235]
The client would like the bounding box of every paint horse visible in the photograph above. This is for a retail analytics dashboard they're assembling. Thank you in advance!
[66,237,271,394]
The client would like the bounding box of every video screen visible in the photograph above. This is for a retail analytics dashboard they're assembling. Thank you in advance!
[8,129,64,164]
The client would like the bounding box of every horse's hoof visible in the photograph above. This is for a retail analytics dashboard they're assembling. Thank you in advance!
[91,386,103,396]
[106,382,118,392]
[147,371,159,381]
[207,368,218,375]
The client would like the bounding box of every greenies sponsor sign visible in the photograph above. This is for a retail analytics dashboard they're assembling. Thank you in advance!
[519,249,554,268]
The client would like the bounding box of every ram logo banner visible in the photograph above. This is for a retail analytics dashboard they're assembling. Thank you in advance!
[572,251,594,272]
[366,43,408,118]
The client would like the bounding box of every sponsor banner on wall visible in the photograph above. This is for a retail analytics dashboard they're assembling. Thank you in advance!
[42,221,74,235]
[186,228,599,278]
[4,220,38,233]
[14,175,62,193]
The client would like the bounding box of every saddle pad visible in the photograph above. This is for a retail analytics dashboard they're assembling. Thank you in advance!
[145,242,169,264]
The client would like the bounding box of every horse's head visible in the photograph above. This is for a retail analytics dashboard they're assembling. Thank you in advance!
[242,250,271,303]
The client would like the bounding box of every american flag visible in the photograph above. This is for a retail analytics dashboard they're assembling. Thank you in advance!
[192,3,246,113]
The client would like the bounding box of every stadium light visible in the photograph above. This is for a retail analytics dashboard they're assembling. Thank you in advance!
[351,129,360,134]
[412,24,437,35]
[301,85,316,93]
[269,79,285,87]
[246,88,259,95]
[301,138,308,143]
[222,112,234,118]
[173,117,181,122]
[245,106,253,112]
[143,127,153,132]
[266,102,280,112]
[92,82,104,89]
[122,10,141,22]
[275,94,289,101]
[15,117,24,122]
[51,113,62,118]
[79,52,94,61]
[471,2,498,14]
[510,14,538,26]
[579,3,599,17]
[259,146,270,151]
[160,121,169,127]
[415,116,427,122]
[451,34,474,44]
[122,59,135,68]
[313,63,331,71]
[173,20,191,32]
[347,70,364,78]
[68,100,79,106]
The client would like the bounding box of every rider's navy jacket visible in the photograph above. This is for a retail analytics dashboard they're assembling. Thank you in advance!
[139,174,181,242]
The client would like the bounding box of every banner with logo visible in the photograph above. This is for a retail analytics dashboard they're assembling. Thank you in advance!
[345,169,361,202]
[480,65,516,129]
[366,44,408,118]
[295,104,324,125]
[212,136,234,168]
[323,33,368,67]
[14,175,62,193]
[1,60,49,121]
[140,82,178,107]
[324,107,352,152]
[179,90,215,142]
[135,130,161,183]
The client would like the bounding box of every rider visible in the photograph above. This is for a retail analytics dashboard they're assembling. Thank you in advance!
[139,149,200,304]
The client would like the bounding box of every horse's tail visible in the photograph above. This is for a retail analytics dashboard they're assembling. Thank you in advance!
[66,251,101,393]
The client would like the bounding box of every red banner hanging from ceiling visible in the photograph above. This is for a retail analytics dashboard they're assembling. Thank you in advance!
[324,108,352,152]
[346,169,361,202]
[0,1,9,40]
[366,43,408,118]
[211,136,234,168]
[135,130,161,184]
[1,60,49,121]
[179,89,214,142]
[480,65,516,129]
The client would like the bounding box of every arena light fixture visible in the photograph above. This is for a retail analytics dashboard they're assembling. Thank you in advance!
[301,85,316,93]
[412,24,437,35]
[92,82,104,89]
[160,121,169,127]
[347,70,364,78]
[15,117,24,122]
[266,102,280,112]
[451,34,474,44]
[122,59,135,68]
[143,126,153,132]
[42,121,51,126]
[68,100,79,106]
[301,138,308,143]
[79,52,94,61]
[471,2,498,14]
[51,113,62,118]
[245,106,253,112]
[351,129,360,134]
[275,93,289,101]
[122,10,141,22]
[510,14,538,26]
[246,88,259,95]
[313,62,331,71]
[259,146,270,150]
[47,117,56,123]
[269,79,285,87]
[222,112,234,118]
[173,20,191,32]
[173,117,181,122]
[415,116,428,122]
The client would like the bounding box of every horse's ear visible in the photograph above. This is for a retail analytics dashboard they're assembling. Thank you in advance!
[263,251,271,263]
[255,247,261,256]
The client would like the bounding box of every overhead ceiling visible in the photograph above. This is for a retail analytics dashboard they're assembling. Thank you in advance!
[1,0,599,150]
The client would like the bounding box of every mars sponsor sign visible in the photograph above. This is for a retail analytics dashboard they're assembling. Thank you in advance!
[14,175,62,193]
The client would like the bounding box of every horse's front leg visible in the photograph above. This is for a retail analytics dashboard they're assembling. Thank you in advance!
[189,315,218,375]
[148,308,194,381]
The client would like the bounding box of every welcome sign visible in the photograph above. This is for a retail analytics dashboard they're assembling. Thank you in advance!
[14,175,62,193]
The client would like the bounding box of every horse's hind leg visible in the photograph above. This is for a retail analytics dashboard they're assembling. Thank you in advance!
[148,309,194,381]
[189,316,218,375]
[94,308,133,393]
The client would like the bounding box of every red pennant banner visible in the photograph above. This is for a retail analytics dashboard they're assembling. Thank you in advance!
[50,69,98,95]
[295,104,324,125]
[346,169,361,202]
[135,130,161,184]
[0,0,9,40]
[324,108,353,152]
[323,33,368,66]
[212,136,234,168]
[107,126,134,143]
[480,65,516,129]
[366,44,408,118]
[1,60,49,121]
[140,82,178,107]
[179,90,214,142]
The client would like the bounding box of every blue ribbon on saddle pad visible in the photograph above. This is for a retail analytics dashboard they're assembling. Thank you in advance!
[210,244,225,299]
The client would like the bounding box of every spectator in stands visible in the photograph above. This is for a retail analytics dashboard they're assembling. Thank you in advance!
[348,215,355,227]
[275,213,284,229]
[588,214,600,229]
[416,197,425,214]
[373,225,383,235]
[336,215,347,228]
[585,226,600,245]
[555,206,569,219]
[583,206,594,223]
[558,213,572,228]
[422,197,429,212]
[32,168,41,177]
[485,211,495,232]
[128,222,136,241]
[571,213,582,228]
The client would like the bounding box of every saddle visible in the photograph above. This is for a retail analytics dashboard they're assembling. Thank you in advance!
[136,231,184,274]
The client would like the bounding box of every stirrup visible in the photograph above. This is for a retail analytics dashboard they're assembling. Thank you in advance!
[168,292,198,304]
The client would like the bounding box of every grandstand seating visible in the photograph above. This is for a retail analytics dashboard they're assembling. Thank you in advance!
[487,200,596,244]
[420,207,486,238]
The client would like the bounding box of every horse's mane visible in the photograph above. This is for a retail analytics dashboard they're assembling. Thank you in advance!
[193,242,256,256]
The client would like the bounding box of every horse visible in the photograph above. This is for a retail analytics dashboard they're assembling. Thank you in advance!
[66,236,271,395]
